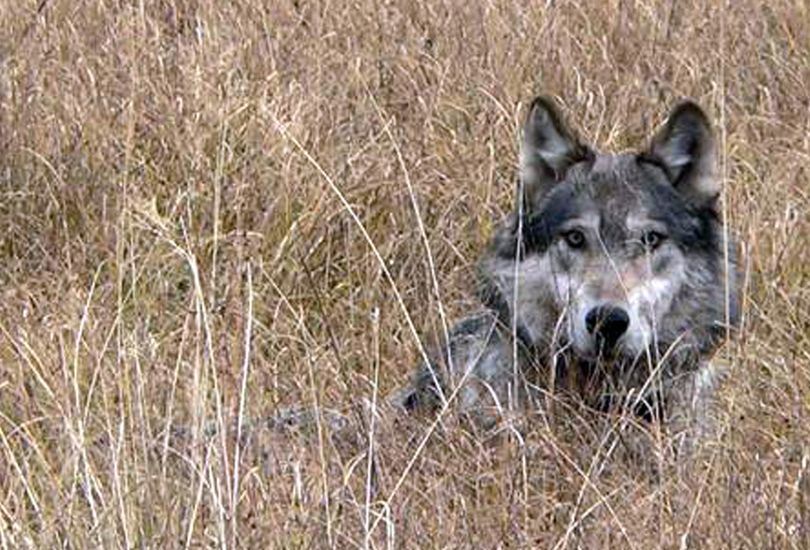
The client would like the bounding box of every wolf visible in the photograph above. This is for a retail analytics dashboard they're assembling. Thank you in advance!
[392,97,739,446]
[173,98,737,465]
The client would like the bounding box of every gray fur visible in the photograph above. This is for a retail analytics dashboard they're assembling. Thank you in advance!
[393,97,739,445]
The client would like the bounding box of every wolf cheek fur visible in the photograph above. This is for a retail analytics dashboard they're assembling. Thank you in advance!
[393,97,740,442]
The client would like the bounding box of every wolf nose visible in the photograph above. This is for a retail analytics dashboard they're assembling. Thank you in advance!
[585,306,630,348]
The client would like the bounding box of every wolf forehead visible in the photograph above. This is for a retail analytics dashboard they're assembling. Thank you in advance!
[518,152,718,255]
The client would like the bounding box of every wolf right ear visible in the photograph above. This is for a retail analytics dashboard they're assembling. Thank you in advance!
[644,101,719,208]
[520,97,591,210]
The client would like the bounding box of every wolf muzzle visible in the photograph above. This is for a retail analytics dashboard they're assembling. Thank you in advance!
[585,305,630,351]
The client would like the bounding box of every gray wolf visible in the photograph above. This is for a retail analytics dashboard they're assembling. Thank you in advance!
[392,97,739,445]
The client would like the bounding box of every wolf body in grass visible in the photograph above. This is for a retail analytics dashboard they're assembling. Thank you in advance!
[391,97,739,443]
[226,97,738,451]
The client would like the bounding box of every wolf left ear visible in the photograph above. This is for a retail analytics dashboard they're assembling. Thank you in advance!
[520,97,591,209]
[645,101,719,208]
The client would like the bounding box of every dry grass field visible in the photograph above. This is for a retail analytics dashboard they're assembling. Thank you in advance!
[0,0,808,548]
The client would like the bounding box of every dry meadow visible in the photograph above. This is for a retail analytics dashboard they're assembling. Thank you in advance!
[1,0,809,548]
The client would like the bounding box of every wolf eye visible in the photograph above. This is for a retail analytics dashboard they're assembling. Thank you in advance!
[562,230,586,249]
[641,231,666,250]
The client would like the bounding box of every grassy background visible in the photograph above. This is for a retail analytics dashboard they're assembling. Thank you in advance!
[0,0,808,547]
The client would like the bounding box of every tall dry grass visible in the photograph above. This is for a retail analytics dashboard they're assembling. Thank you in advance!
[0,0,808,547]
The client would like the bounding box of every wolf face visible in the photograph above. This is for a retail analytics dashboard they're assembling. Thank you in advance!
[482,98,738,376]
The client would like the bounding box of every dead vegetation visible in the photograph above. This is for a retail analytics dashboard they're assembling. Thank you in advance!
[0,0,808,547]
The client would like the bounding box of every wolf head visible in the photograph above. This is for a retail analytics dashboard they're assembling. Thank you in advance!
[481,97,739,372]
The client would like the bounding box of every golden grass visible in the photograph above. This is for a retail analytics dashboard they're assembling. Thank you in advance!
[0,0,808,547]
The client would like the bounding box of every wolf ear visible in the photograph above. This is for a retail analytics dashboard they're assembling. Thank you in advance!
[645,101,719,208]
[520,97,590,209]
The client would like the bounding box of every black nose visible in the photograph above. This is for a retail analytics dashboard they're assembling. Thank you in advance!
[585,306,630,349]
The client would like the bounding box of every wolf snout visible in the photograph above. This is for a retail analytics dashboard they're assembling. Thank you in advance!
[585,305,630,350]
